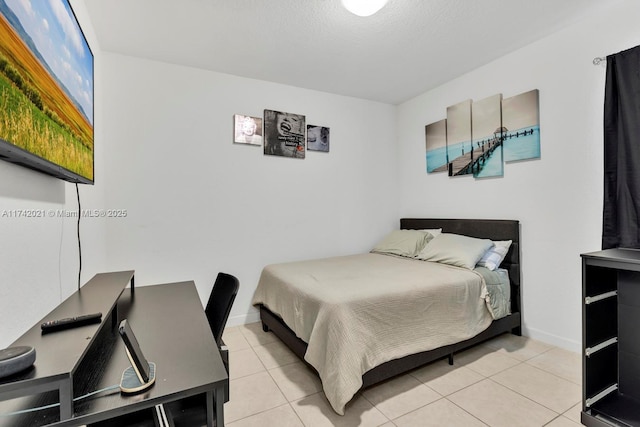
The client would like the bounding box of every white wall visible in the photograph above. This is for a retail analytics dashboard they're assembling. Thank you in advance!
[397,0,640,351]
[100,53,398,326]
[4,0,639,352]
[0,1,107,347]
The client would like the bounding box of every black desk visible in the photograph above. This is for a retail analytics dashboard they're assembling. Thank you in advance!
[0,272,227,426]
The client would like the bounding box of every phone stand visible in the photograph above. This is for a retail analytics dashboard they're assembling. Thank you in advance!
[120,362,156,394]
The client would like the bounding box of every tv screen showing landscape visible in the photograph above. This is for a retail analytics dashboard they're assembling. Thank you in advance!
[0,0,93,184]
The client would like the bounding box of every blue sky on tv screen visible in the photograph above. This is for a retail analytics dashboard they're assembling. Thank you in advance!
[5,0,93,124]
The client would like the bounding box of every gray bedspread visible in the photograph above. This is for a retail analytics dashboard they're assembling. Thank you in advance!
[252,253,504,414]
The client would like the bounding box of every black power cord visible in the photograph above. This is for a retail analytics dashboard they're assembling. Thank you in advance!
[76,183,82,291]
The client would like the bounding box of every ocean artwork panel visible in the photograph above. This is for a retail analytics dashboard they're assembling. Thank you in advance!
[425,119,447,173]
[446,99,472,176]
[502,89,540,162]
[472,94,503,178]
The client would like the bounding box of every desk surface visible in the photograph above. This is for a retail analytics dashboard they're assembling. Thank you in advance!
[0,280,227,426]
[3,271,134,384]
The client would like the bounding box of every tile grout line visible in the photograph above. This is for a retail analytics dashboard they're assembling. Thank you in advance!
[402,357,495,425]
[522,357,582,386]
[226,402,300,426]
[244,325,312,426]
[541,413,575,426]
[227,347,269,381]
[264,362,308,427]
[485,376,567,419]
[485,373,581,420]
[442,395,492,426]
[225,326,286,425]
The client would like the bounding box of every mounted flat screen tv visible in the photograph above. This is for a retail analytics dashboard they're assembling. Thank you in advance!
[0,0,93,184]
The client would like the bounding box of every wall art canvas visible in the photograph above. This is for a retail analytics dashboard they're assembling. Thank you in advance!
[502,89,540,162]
[233,114,263,146]
[471,94,503,178]
[446,99,472,176]
[425,89,540,181]
[425,119,447,173]
[307,125,330,152]
[263,109,306,158]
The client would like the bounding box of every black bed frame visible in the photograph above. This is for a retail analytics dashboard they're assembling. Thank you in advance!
[258,218,521,389]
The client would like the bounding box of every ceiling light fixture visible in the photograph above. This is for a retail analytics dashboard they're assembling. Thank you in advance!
[341,0,389,17]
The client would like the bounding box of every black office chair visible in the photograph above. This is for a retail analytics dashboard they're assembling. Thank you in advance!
[204,272,239,402]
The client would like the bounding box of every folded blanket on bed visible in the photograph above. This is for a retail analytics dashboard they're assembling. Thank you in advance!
[475,266,510,319]
[252,253,498,415]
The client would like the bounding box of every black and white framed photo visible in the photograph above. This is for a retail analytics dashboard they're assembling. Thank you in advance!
[263,109,306,158]
[307,125,330,152]
[233,114,263,146]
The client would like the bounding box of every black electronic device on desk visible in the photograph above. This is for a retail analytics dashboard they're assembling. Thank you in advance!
[118,319,156,393]
[40,312,102,333]
[0,346,36,379]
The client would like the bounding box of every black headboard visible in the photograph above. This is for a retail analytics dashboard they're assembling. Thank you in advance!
[400,218,521,315]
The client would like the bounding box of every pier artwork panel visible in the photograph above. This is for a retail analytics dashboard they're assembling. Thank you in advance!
[470,93,504,178]
[424,89,540,180]
[502,89,540,162]
[425,119,447,173]
[445,99,472,176]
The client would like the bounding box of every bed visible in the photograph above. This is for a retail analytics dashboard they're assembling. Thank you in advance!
[252,218,521,414]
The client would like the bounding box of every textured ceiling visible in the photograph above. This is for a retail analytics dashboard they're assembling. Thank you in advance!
[83,0,613,105]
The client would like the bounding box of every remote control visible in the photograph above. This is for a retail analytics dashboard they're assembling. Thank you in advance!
[41,312,102,333]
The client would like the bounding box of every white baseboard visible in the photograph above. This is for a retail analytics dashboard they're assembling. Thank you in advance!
[226,311,260,328]
[523,326,580,353]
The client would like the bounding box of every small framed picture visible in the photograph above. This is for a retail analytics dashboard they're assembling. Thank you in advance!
[263,109,306,158]
[233,114,263,146]
[307,125,330,152]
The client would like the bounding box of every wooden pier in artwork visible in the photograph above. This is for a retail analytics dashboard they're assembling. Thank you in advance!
[431,127,535,176]
[433,137,502,176]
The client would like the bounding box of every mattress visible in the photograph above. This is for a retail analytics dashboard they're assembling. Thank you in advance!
[251,252,508,414]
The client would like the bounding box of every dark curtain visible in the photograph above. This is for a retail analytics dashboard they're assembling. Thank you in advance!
[602,45,640,249]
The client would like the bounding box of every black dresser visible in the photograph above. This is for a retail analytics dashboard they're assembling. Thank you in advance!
[582,249,640,426]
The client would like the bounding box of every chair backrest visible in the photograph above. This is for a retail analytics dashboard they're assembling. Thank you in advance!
[205,272,239,347]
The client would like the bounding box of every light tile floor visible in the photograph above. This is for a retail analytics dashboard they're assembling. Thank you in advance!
[223,322,583,427]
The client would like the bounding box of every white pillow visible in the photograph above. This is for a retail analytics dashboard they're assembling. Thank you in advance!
[416,233,493,269]
[476,240,512,271]
[421,228,442,237]
[371,229,435,258]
